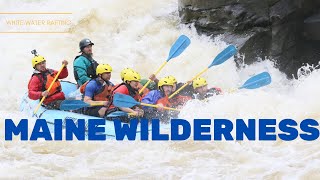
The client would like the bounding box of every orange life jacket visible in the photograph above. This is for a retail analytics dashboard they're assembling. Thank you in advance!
[93,84,113,101]
[137,83,150,98]
[32,69,61,96]
[81,78,114,101]
[156,95,172,107]
[79,81,89,94]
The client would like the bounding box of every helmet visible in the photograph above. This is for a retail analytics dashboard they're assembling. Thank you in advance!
[79,38,94,51]
[96,64,112,75]
[158,77,174,88]
[32,55,46,68]
[193,77,208,89]
[120,68,134,81]
[166,75,177,84]
[124,71,141,82]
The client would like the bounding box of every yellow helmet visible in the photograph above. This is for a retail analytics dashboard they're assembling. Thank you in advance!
[120,68,134,81]
[124,71,141,82]
[158,77,174,88]
[32,55,46,68]
[96,64,112,75]
[193,77,208,89]
[166,75,177,84]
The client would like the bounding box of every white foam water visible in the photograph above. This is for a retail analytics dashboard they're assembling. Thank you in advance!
[1,0,320,178]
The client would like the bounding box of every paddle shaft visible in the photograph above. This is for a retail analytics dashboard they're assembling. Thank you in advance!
[89,101,106,106]
[140,102,180,111]
[60,100,110,110]
[139,61,167,94]
[169,67,209,99]
[34,64,66,114]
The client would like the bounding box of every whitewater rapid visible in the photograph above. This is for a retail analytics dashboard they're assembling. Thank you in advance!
[1,0,320,178]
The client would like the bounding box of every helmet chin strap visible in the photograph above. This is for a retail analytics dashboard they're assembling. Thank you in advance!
[101,76,110,84]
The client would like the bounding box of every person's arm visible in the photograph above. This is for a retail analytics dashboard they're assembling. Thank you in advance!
[149,74,159,83]
[28,76,44,100]
[83,82,108,106]
[56,60,69,79]
[141,90,158,105]
[74,57,91,84]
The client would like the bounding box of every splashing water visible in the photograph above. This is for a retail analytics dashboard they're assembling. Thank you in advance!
[1,0,320,178]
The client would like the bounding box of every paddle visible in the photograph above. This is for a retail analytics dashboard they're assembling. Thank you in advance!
[169,45,237,98]
[113,93,180,111]
[33,64,66,115]
[106,111,128,117]
[60,100,105,110]
[106,111,134,117]
[139,35,191,94]
[238,71,271,89]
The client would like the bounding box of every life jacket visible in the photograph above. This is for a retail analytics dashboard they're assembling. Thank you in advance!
[82,79,132,110]
[110,83,141,107]
[93,85,113,101]
[193,87,222,100]
[170,95,192,107]
[73,54,99,82]
[124,83,141,102]
[79,81,89,94]
[156,94,171,108]
[32,69,61,97]
[81,78,113,101]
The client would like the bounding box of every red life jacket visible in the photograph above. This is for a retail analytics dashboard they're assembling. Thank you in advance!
[113,83,141,102]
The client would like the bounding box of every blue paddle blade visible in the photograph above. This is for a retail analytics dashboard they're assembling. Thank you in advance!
[106,111,128,118]
[113,93,140,108]
[60,100,90,110]
[166,35,191,61]
[208,45,237,68]
[239,72,272,89]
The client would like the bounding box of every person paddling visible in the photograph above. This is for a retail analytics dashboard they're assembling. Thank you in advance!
[112,70,144,117]
[192,77,222,100]
[141,77,175,122]
[28,50,68,109]
[165,75,193,108]
[83,64,114,117]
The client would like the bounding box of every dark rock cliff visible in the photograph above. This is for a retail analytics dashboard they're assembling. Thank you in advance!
[179,0,320,78]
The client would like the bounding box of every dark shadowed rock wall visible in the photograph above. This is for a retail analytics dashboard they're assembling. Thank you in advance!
[179,0,320,78]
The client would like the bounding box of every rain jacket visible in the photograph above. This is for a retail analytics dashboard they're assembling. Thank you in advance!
[73,54,99,86]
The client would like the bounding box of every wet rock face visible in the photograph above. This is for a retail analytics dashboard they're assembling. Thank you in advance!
[179,0,320,78]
